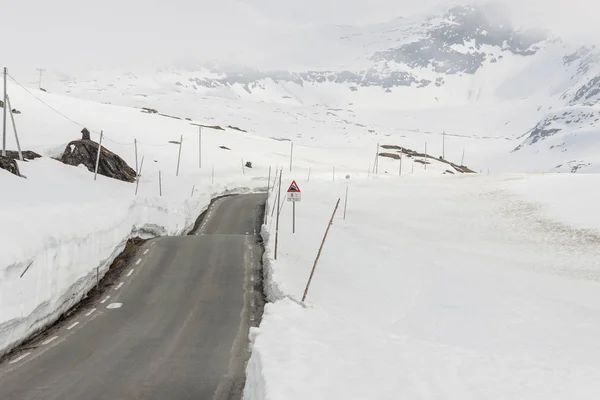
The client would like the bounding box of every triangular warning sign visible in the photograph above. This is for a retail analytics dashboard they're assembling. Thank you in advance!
[287,180,301,193]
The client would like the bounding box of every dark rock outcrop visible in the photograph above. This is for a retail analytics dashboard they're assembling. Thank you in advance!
[60,139,136,182]
[0,156,20,177]
[245,161,253,168]
[81,128,91,141]
[4,150,41,161]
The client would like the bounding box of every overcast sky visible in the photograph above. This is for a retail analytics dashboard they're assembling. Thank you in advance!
[0,0,599,72]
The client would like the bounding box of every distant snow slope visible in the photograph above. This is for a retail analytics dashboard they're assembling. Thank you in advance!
[31,3,599,173]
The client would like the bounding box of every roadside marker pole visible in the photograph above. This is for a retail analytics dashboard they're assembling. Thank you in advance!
[135,156,145,195]
[274,170,282,260]
[191,185,195,197]
[307,166,311,182]
[198,126,202,169]
[159,170,162,196]
[176,135,183,176]
[292,201,296,234]
[270,169,279,219]
[265,166,272,225]
[333,166,335,181]
[302,198,340,302]
[424,141,427,170]
[241,158,245,175]
[461,148,465,166]
[134,138,138,174]
[399,153,402,176]
[343,185,348,220]
[442,131,446,160]
[375,142,380,174]
[2,67,7,156]
[290,141,294,172]
[94,131,103,181]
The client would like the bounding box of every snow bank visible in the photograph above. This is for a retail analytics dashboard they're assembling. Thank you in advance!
[245,173,600,400]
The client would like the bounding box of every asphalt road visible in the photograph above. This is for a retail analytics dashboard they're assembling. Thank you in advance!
[0,193,266,400]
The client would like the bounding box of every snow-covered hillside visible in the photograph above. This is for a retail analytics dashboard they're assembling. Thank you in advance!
[26,3,599,173]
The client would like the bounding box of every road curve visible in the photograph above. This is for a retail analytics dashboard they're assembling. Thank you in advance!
[0,193,266,400]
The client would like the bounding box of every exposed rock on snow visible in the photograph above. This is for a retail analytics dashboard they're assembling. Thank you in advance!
[3,150,41,162]
[0,156,20,177]
[60,138,136,182]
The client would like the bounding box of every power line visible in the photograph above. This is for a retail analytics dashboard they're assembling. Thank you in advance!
[5,73,184,148]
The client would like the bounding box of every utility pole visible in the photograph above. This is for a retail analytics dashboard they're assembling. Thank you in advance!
[37,68,46,90]
[3,67,7,156]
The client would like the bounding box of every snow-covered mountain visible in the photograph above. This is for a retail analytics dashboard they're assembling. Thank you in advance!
[33,3,600,173]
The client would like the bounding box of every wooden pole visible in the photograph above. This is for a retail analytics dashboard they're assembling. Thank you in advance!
[135,156,144,195]
[376,142,380,174]
[290,141,293,172]
[6,95,22,161]
[2,67,7,156]
[94,131,103,181]
[134,138,138,174]
[274,170,282,260]
[302,198,341,302]
[265,165,271,224]
[399,153,402,176]
[176,135,183,176]
[292,201,296,234]
[343,185,348,220]
[442,131,445,160]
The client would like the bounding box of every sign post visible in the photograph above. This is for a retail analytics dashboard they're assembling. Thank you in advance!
[287,180,301,233]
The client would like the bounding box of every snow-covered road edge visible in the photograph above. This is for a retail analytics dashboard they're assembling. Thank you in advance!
[0,185,259,359]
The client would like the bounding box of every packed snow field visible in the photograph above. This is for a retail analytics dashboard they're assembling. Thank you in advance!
[2,2,600,397]
[246,173,600,399]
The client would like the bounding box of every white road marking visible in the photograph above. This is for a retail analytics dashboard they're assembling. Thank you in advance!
[126,269,134,277]
[41,336,58,346]
[135,258,141,266]
[101,295,111,304]
[245,232,249,235]
[106,303,123,309]
[114,282,124,290]
[66,322,80,330]
[9,352,31,364]
[143,249,149,255]
[85,308,96,317]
